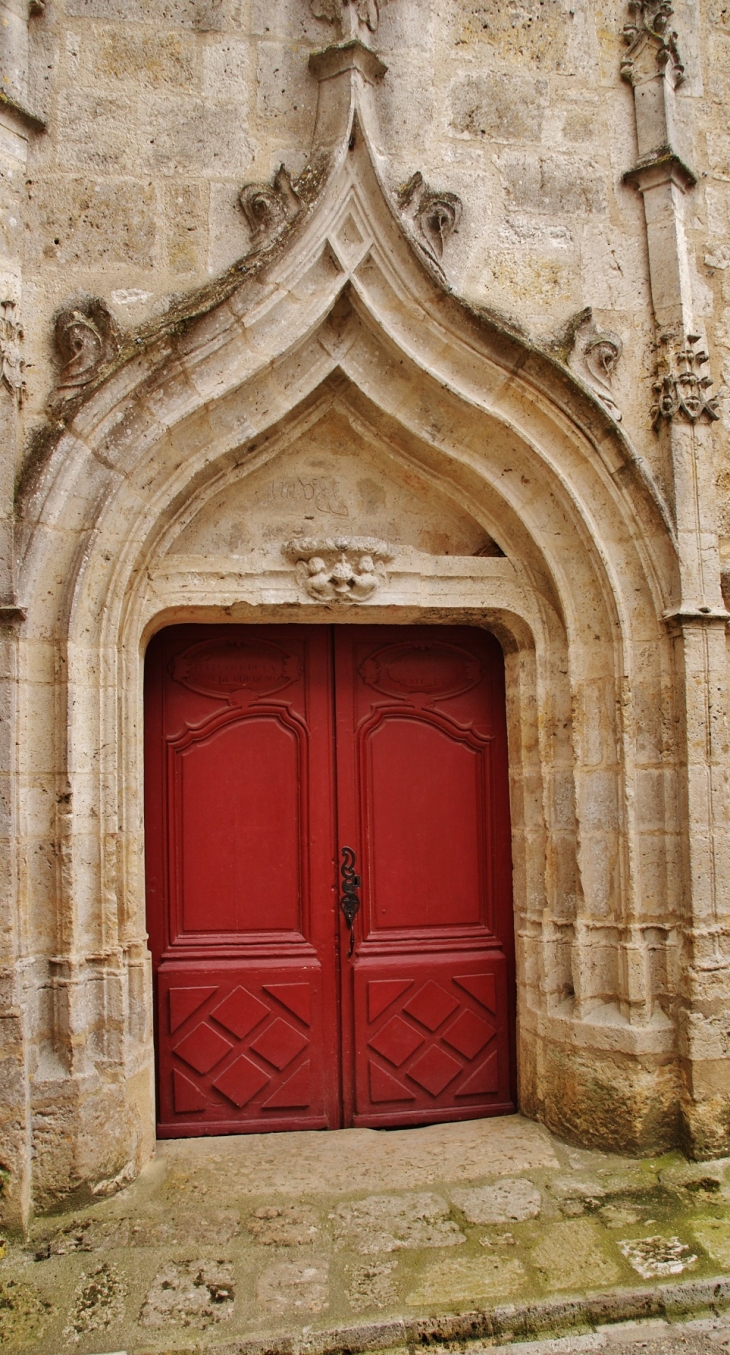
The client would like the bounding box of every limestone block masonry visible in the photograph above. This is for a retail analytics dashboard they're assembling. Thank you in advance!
[2,0,730,1232]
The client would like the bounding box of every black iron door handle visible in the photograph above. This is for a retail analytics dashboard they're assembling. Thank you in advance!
[340,846,361,958]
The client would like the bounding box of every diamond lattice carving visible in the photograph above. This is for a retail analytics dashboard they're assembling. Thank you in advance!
[173,1022,234,1075]
[169,985,217,1033]
[454,973,496,1013]
[262,1060,311,1109]
[456,1048,500,1097]
[251,1018,308,1070]
[442,1009,494,1060]
[408,1045,462,1097]
[212,1054,270,1108]
[369,1059,415,1103]
[368,1015,424,1068]
[173,1067,208,1113]
[211,986,269,1039]
[403,981,458,1032]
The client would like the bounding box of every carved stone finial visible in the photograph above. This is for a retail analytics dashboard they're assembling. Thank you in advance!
[621,0,684,84]
[0,300,25,406]
[239,164,302,249]
[397,172,462,262]
[311,0,381,37]
[54,298,120,391]
[652,334,720,426]
[568,308,624,422]
[284,536,394,604]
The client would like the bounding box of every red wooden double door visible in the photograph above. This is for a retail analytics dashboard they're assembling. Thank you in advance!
[145,624,516,1137]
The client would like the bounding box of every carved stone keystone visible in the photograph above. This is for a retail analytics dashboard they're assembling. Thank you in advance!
[284,537,394,604]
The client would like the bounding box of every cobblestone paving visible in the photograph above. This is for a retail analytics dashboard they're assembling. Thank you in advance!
[1,1116,730,1354]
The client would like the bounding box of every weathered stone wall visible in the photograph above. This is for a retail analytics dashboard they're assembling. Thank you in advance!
[1,0,729,1231]
[12,2,729,500]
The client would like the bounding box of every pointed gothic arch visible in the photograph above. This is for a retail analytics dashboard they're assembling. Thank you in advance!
[12,37,688,1207]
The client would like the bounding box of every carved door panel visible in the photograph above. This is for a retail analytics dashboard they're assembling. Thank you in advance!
[146,623,515,1138]
[145,625,340,1137]
[334,626,516,1126]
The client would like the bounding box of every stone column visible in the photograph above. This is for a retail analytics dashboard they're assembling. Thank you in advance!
[622,1,730,1153]
[0,0,42,1231]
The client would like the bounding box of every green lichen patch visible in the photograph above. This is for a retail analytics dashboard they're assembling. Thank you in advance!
[0,1278,52,1347]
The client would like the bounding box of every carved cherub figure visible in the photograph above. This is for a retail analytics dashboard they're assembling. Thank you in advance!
[286,536,394,604]
[304,556,336,601]
[350,555,381,600]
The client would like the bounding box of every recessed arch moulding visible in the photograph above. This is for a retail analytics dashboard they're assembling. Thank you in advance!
[4,30,723,1225]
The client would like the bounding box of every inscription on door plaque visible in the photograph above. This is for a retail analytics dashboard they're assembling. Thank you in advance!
[360,642,482,702]
[171,639,301,703]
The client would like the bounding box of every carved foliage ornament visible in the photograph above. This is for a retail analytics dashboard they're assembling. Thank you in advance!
[621,0,684,83]
[0,300,25,405]
[397,171,462,262]
[568,308,623,422]
[284,537,394,604]
[54,298,120,390]
[239,164,302,249]
[310,0,380,33]
[652,335,719,426]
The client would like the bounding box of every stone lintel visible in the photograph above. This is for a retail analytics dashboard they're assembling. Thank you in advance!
[0,89,46,135]
[309,38,388,84]
[623,148,697,193]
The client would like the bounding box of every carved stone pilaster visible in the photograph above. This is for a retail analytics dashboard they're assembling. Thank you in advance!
[652,334,719,427]
[397,172,462,263]
[621,1,708,396]
[284,536,394,604]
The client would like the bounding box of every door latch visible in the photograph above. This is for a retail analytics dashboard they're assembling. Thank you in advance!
[340,846,361,958]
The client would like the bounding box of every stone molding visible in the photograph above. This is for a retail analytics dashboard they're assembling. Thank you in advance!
[308,36,387,84]
[623,150,696,194]
[283,536,394,603]
[0,87,46,134]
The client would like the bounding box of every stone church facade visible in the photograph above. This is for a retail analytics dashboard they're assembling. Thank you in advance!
[2,0,730,1232]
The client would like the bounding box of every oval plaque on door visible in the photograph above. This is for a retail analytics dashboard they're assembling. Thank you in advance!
[359,642,482,702]
[171,639,301,703]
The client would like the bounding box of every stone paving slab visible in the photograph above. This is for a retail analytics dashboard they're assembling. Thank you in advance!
[2,1115,730,1355]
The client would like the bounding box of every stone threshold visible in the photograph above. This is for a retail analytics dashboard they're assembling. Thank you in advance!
[148,1276,730,1355]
